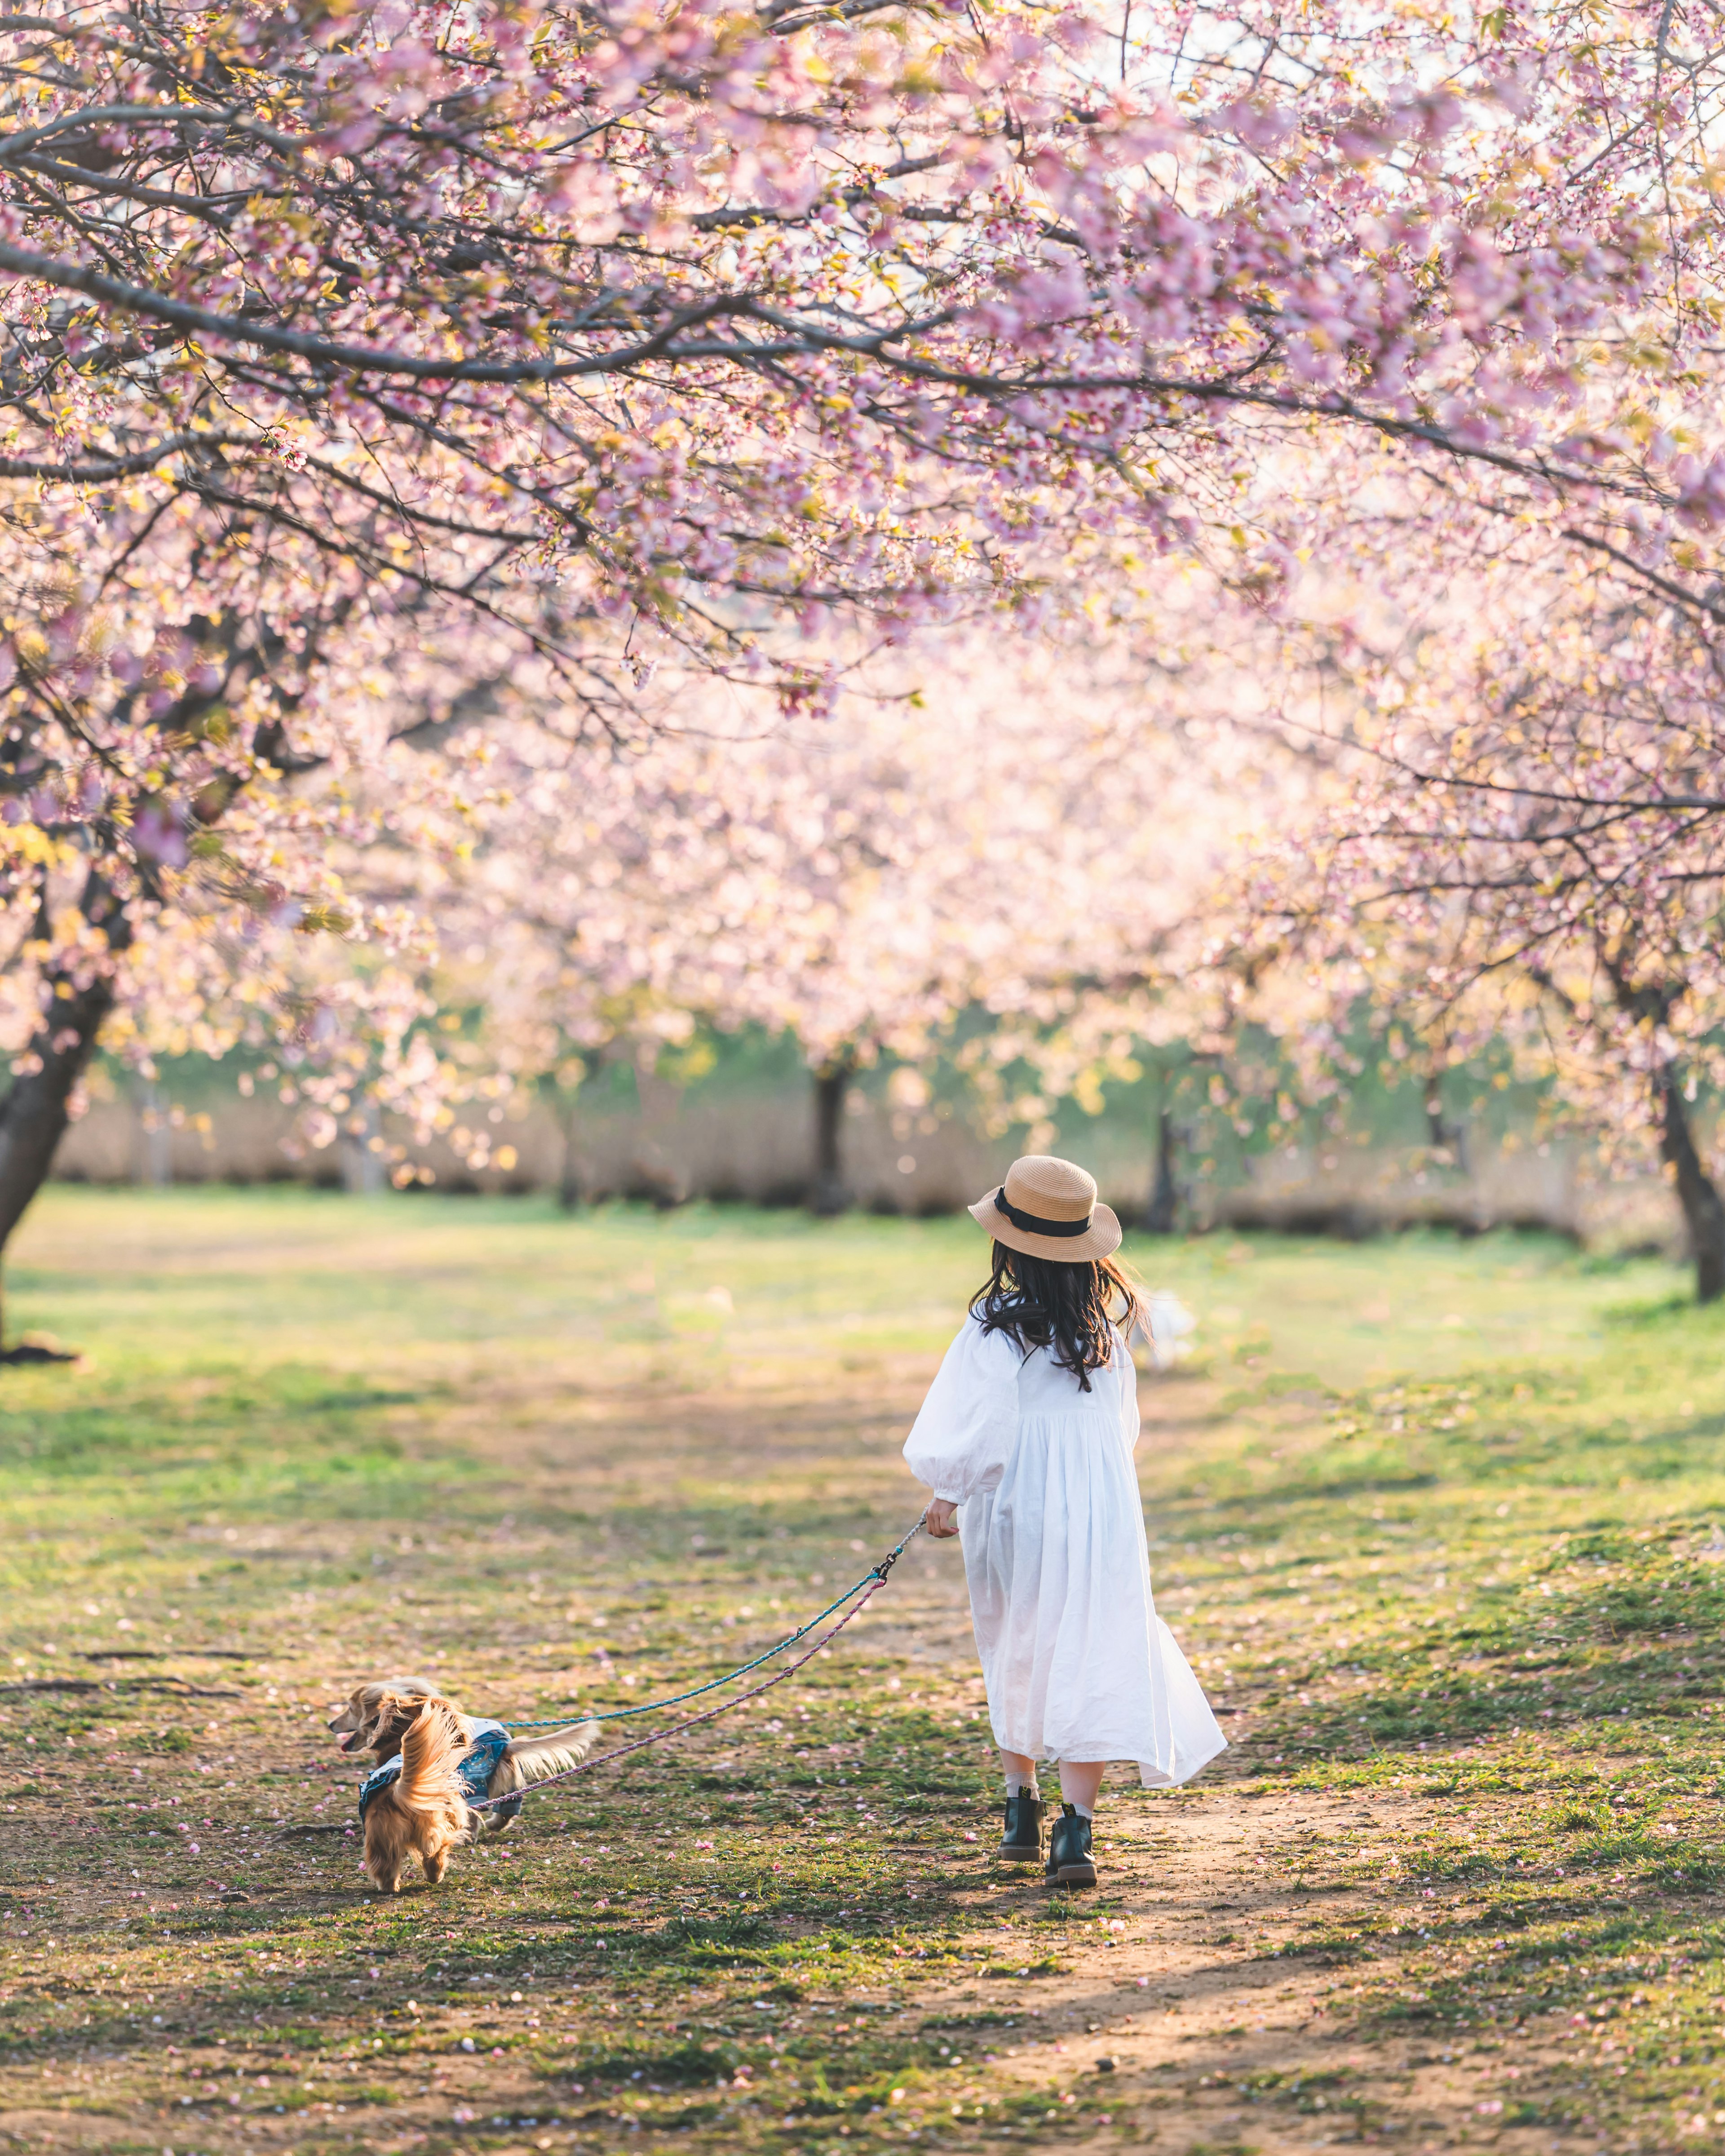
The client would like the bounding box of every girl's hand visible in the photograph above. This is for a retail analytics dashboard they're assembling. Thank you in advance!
[925,1500,960,1540]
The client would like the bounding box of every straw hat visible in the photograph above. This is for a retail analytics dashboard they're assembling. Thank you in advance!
[969,1154,1122,1263]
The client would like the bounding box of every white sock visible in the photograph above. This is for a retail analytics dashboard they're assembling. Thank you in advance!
[1065,1800,1094,1819]
[1004,1773,1039,1797]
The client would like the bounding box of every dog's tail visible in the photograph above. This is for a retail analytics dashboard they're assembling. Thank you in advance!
[396,1700,468,1814]
[501,1720,603,1786]
[385,1684,478,1740]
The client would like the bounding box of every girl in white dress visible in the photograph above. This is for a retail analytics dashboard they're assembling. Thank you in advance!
[903,1153,1225,1885]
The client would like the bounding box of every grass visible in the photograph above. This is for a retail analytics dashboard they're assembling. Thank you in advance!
[2,1189,1725,2155]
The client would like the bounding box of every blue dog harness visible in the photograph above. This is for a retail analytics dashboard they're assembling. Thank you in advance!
[356,1718,522,1827]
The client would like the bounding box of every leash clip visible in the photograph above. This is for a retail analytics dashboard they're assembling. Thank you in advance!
[871,1518,924,1583]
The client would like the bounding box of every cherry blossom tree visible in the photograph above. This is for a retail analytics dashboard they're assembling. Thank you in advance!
[1247,544,1725,1298]
[0,0,1723,1323]
[435,623,1283,1209]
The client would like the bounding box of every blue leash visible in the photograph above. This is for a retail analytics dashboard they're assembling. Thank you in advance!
[500,1514,927,1731]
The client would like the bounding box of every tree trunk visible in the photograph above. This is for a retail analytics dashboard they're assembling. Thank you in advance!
[1657,1071,1725,1303]
[1424,1079,1470,1175]
[811,1060,852,1215]
[1143,1107,1180,1235]
[340,1101,386,1195]
[557,1093,585,1211]
[1594,957,1723,1300]
[0,882,122,1355]
[0,643,288,1349]
[0,984,115,1258]
[136,1078,173,1186]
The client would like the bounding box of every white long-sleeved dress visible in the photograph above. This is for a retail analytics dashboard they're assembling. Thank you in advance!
[903,1314,1225,1785]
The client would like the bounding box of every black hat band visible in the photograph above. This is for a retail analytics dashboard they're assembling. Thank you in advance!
[993,1187,1092,1238]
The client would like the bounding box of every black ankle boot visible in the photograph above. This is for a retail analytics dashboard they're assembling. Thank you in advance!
[1045,1804,1096,1887]
[1000,1789,1044,1863]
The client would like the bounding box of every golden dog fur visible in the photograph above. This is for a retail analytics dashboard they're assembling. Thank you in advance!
[358,1699,471,1892]
[330,1674,601,1892]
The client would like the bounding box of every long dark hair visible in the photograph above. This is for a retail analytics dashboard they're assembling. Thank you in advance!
[970,1242,1147,1391]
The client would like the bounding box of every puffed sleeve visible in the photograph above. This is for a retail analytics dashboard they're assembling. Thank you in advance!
[902,1317,1022,1502]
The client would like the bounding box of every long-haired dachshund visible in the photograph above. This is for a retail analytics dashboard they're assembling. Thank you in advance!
[329,1675,600,1893]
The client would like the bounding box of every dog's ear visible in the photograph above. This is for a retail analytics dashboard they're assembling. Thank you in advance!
[347,1691,399,1747]
[338,1683,385,1727]
[328,1686,372,1732]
